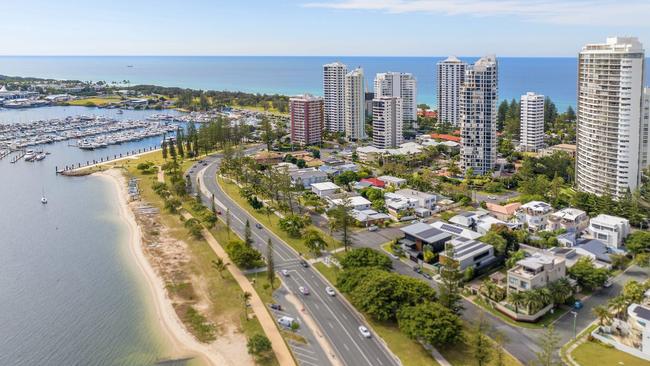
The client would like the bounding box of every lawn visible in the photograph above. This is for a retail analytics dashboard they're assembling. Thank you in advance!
[470,296,570,329]
[439,328,522,366]
[217,177,342,257]
[572,340,649,366]
[68,96,123,106]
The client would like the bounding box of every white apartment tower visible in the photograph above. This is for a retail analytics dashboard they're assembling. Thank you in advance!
[323,62,347,133]
[460,55,498,175]
[344,67,366,141]
[374,72,417,123]
[372,97,403,149]
[576,37,646,197]
[437,56,467,126]
[520,92,545,151]
[642,87,650,170]
[289,94,324,146]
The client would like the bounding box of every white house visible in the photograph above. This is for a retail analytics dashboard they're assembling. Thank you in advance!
[330,196,372,211]
[449,211,507,235]
[378,175,407,188]
[439,237,497,272]
[588,214,631,249]
[548,207,589,232]
[394,188,437,210]
[290,168,328,188]
[384,192,418,219]
[311,182,340,197]
[516,201,554,231]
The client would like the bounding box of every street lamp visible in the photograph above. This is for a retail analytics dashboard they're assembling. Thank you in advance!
[571,311,578,339]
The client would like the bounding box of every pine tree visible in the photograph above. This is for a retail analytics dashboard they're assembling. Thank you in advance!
[266,238,275,289]
[244,219,253,247]
[169,139,177,159]
[438,245,464,314]
[535,325,561,366]
[470,316,493,366]
[226,208,231,238]
[176,129,184,158]
[161,138,168,159]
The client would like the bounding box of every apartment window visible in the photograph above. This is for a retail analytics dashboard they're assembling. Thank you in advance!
[520,281,528,289]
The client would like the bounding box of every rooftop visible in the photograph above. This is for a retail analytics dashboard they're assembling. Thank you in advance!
[430,221,482,240]
[591,214,629,226]
[311,182,340,191]
[550,207,586,221]
[401,222,452,244]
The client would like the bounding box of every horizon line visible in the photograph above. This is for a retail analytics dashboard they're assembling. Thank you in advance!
[0,54,581,58]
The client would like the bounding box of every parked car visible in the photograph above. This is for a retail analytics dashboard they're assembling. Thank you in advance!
[281,269,289,277]
[269,303,282,311]
[574,300,583,310]
[368,225,378,232]
[325,286,336,296]
[422,272,432,280]
[299,286,310,295]
[604,278,613,288]
[358,326,371,338]
[255,223,263,229]
[278,316,295,328]
[300,260,309,268]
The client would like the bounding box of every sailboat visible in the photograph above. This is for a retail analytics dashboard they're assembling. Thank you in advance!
[41,188,48,204]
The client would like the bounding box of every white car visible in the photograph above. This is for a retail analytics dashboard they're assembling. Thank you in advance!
[358,325,371,338]
[325,286,336,296]
[488,195,497,200]
[299,286,310,295]
[368,225,378,232]
[604,278,613,288]
[281,269,289,277]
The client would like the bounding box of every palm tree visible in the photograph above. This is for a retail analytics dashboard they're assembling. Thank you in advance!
[242,291,252,320]
[211,257,229,279]
[608,296,629,320]
[548,278,573,306]
[523,291,545,315]
[592,305,612,326]
[508,291,526,314]
[303,228,327,256]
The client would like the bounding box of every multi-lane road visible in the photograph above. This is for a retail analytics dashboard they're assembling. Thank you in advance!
[187,151,400,366]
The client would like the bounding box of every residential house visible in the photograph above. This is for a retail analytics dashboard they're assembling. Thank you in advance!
[507,253,566,294]
[516,201,554,231]
[377,175,407,188]
[626,304,650,357]
[548,207,589,232]
[330,196,372,211]
[449,211,507,235]
[394,188,437,211]
[486,202,521,221]
[290,168,328,188]
[311,182,341,197]
[319,162,358,176]
[439,237,497,272]
[385,192,418,220]
[588,214,630,249]
[359,177,386,188]
[400,223,452,259]
[350,209,391,227]
[430,221,482,240]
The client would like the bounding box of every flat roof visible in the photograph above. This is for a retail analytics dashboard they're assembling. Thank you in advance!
[311,182,340,190]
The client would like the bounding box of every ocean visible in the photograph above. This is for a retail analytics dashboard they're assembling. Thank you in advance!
[0,107,184,366]
[4,56,645,112]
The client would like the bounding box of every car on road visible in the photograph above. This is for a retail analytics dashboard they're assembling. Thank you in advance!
[325,286,336,296]
[202,162,208,166]
[488,195,497,200]
[255,223,263,229]
[281,269,290,277]
[300,260,309,268]
[422,272,432,280]
[269,303,282,311]
[299,286,310,295]
[604,278,613,288]
[367,225,378,232]
[358,326,371,338]
[413,266,422,274]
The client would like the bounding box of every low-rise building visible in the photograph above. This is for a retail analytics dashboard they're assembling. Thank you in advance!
[439,237,497,272]
[377,175,407,188]
[627,304,650,357]
[400,222,452,256]
[507,253,566,294]
[486,202,521,221]
[330,196,372,211]
[359,177,386,188]
[394,188,437,210]
[385,192,418,220]
[516,201,554,231]
[430,220,482,240]
[311,182,340,197]
[449,211,507,235]
[548,207,589,232]
[588,214,630,249]
[319,162,358,176]
[350,209,391,227]
[290,168,328,188]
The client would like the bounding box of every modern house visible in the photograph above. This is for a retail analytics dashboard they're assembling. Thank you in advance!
[627,304,650,357]
[548,207,589,232]
[384,192,418,220]
[439,237,497,272]
[400,222,452,258]
[449,211,507,235]
[311,182,341,197]
[330,196,372,211]
[350,209,391,227]
[430,220,482,240]
[507,253,566,294]
[394,188,437,210]
[516,201,554,231]
[290,168,328,188]
[588,214,631,249]
[377,175,407,188]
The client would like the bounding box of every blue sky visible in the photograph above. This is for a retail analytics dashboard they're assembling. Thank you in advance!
[2,0,649,56]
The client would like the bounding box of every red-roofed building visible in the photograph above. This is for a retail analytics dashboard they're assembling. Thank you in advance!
[360,178,386,188]
[430,133,461,143]
[417,110,437,119]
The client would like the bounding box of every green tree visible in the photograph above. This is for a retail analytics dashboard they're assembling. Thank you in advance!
[506,250,526,269]
[161,138,168,159]
[626,231,650,256]
[266,238,275,288]
[568,257,610,290]
[534,325,561,366]
[211,256,229,279]
[508,291,526,314]
[494,331,508,366]
[592,305,612,326]
[469,316,493,366]
[176,129,185,158]
[244,219,254,247]
[397,301,463,346]
[481,231,508,256]
[303,228,327,256]
[247,334,272,358]
[438,245,464,314]
[340,248,392,270]
[226,208,231,238]
[327,199,355,251]
[279,214,308,237]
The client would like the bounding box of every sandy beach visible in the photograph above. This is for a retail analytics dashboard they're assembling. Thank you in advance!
[98,168,238,366]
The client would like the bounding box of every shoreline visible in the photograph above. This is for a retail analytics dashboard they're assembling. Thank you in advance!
[97,168,227,366]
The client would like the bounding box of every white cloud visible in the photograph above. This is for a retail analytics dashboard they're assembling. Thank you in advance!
[302,0,650,26]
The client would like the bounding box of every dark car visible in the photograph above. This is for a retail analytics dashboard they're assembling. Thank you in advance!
[422,273,432,280]
[300,260,309,268]
[413,266,422,274]
[269,303,282,311]
[255,223,263,229]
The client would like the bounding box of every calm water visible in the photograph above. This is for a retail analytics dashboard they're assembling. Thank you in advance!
[5,56,648,111]
[0,107,183,366]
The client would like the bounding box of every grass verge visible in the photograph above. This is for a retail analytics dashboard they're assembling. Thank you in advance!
[572,338,649,366]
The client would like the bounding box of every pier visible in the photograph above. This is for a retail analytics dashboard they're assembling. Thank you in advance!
[56,145,160,175]
[9,150,26,164]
